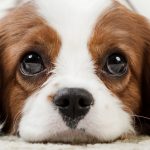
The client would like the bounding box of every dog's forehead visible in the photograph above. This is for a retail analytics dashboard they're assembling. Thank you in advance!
[35,0,113,43]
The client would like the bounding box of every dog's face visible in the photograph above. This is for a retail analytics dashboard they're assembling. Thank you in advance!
[0,0,150,143]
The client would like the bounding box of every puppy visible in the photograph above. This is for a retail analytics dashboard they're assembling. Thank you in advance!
[0,0,150,143]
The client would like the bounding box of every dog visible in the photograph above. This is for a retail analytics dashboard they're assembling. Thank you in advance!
[0,0,150,143]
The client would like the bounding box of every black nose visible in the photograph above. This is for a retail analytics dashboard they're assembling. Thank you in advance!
[53,88,94,120]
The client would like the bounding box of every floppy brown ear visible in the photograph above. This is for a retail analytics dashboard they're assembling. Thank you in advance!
[137,19,150,135]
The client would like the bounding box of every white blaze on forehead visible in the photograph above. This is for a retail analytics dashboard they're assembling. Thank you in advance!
[36,0,112,43]
[35,0,113,78]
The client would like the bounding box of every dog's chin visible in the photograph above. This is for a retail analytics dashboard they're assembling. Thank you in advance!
[20,129,119,144]
[44,130,100,144]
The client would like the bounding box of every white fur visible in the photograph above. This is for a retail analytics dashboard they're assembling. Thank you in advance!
[19,0,134,143]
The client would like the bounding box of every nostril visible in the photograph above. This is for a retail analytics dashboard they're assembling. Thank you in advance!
[53,88,94,123]
[78,98,90,108]
[61,98,70,107]
[55,97,70,108]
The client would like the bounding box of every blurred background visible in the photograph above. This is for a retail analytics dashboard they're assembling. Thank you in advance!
[124,0,150,19]
[0,0,150,19]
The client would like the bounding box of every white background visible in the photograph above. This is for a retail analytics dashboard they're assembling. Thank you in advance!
[130,0,150,19]
[0,0,150,19]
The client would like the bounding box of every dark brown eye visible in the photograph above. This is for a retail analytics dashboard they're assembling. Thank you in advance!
[20,52,45,76]
[103,53,128,77]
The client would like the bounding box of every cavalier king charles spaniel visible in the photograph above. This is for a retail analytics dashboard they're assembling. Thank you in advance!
[0,0,150,143]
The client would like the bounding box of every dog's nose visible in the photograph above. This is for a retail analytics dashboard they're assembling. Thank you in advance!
[53,88,94,120]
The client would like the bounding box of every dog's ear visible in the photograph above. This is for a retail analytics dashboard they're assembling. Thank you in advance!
[137,18,150,134]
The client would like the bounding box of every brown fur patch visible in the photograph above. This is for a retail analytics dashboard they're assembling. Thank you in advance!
[89,2,150,117]
[0,3,61,133]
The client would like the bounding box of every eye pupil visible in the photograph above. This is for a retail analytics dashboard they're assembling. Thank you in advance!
[21,53,44,75]
[105,53,127,76]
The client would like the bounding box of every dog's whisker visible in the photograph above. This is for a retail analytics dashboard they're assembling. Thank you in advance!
[131,115,150,120]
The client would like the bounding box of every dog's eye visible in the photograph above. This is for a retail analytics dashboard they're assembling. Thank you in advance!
[103,53,127,76]
[20,53,45,75]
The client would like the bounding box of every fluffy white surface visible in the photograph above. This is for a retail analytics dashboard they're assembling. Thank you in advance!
[0,136,150,150]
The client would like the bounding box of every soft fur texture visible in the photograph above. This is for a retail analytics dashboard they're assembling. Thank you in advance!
[1,0,150,144]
